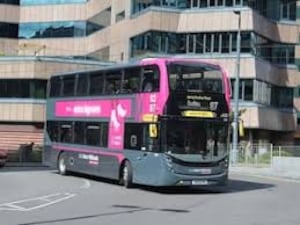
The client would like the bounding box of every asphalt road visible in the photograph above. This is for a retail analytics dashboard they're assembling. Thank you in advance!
[1,167,300,225]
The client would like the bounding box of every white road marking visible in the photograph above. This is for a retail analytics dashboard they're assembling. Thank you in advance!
[0,193,76,212]
[80,179,91,189]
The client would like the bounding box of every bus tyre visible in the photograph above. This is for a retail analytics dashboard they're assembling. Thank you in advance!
[123,161,133,188]
[58,152,68,175]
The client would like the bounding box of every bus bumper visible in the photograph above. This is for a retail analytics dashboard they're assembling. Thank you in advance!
[155,170,228,187]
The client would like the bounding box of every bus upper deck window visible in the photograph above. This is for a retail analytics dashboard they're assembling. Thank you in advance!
[142,66,159,92]
[142,75,155,92]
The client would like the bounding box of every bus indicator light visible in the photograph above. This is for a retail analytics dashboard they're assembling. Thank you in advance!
[142,114,158,122]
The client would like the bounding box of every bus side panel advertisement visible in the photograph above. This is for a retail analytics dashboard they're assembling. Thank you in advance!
[55,99,132,118]
[55,99,132,150]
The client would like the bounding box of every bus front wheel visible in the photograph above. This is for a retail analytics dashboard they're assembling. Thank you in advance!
[58,152,68,175]
[122,161,133,188]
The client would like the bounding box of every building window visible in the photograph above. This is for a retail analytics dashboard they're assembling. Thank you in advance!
[0,79,47,99]
[241,32,251,53]
[271,86,293,108]
[230,79,293,108]
[243,79,253,101]
[19,21,102,39]
[132,0,152,14]
[131,31,296,66]
[280,0,296,21]
[20,0,86,5]
[0,22,18,38]
[131,0,296,22]
[253,80,271,105]
[231,79,254,101]
[221,32,230,53]
[116,11,125,22]
[0,0,19,5]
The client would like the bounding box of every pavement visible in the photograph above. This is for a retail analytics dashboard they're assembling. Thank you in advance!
[230,166,300,181]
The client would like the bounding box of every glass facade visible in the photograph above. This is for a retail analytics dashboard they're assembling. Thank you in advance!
[19,21,102,39]
[232,78,293,108]
[131,0,297,21]
[131,31,296,65]
[0,79,47,99]
[0,0,86,5]
[132,0,250,13]
[20,0,86,5]
[18,7,111,39]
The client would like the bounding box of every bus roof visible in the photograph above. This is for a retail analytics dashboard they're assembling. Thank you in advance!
[50,57,223,78]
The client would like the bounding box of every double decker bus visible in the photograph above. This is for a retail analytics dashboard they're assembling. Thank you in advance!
[44,57,231,188]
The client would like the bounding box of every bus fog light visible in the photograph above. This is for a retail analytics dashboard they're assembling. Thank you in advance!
[177,180,191,186]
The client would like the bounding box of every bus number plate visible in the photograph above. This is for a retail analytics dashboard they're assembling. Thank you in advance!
[192,180,208,185]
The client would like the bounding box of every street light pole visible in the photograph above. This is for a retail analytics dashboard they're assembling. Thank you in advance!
[231,10,241,164]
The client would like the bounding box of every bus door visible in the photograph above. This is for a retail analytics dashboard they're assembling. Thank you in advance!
[124,123,162,185]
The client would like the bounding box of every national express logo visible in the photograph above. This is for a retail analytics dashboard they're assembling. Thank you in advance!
[110,103,127,131]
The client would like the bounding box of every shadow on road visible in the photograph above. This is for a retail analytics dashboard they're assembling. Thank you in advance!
[19,205,189,225]
[2,167,274,195]
[134,178,274,195]
[61,171,275,195]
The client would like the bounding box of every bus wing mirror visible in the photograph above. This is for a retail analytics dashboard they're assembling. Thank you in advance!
[149,124,158,138]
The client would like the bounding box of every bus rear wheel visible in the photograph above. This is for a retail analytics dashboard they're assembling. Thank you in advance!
[58,152,68,175]
[122,161,133,188]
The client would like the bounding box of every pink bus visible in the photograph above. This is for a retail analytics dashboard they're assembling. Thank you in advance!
[44,57,231,188]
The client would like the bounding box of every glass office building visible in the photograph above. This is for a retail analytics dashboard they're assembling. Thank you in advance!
[0,0,299,152]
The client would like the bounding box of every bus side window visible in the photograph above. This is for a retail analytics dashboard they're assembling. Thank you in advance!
[105,71,122,94]
[47,121,59,142]
[62,75,76,97]
[49,76,62,97]
[101,123,108,147]
[74,122,85,145]
[124,123,158,151]
[89,72,104,95]
[60,123,73,143]
[86,123,101,146]
[124,123,143,150]
[76,73,88,96]
[123,67,142,93]
[142,66,160,92]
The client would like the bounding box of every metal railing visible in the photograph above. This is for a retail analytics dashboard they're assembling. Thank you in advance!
[231,144,300,168]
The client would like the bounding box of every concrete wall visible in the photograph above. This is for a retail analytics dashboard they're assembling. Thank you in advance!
[272,157,300,174]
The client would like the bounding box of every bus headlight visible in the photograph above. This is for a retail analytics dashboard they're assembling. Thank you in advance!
[165,156,173,168]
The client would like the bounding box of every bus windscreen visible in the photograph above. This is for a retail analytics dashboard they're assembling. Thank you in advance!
[163,119,228,158]
[168,62,224,94]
